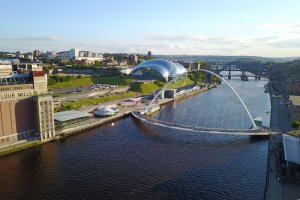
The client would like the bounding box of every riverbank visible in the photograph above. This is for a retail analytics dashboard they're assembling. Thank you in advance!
[0,83,217,157]
[264,81,283,200]
[52,82,215,139]
[0,75,271,200]
[54,111,132,139]
[0,109,133,157]
[173,83,216,101]
[0,140,40,157]
[264,81,300,200]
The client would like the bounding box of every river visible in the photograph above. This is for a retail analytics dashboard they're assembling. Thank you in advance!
[0,74,270,200]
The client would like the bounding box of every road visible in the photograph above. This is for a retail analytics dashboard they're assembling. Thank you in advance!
[54,87,129,102]
[270,95,292,133]
[266,134,283,200]
[266,81,300,200]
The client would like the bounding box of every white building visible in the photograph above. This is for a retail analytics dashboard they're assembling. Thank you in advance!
[44,51,57,59]
[57,48,103,63]
[56,49,77,59]
[13,63,43,72]
[117,66,132,75]
[94,105,119,117]
[0,65,13,76]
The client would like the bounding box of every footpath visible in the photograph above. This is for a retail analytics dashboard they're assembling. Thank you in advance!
[264,81,300,200]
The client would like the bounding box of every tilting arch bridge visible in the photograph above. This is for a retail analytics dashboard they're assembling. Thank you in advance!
[132,69,269,136]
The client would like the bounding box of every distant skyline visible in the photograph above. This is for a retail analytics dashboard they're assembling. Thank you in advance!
[1,0,300,57]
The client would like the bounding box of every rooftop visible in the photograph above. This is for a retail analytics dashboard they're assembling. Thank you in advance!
[54,110,90,122]
[176,84,198,92]
[283,133,300,165]
[290,95,300,106]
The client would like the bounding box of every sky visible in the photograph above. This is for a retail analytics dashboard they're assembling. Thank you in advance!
[1,0,300,57]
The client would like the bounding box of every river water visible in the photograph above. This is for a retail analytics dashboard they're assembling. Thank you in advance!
[0,75,270,200]
[152,73,270,129]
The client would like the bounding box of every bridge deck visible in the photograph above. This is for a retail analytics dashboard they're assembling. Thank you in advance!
[132,111,270,136]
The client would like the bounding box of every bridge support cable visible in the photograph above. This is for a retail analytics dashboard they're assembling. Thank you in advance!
[145,69,257,130]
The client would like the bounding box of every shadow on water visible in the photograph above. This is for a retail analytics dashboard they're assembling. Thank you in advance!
[135,122,269,199]
[151,162,265,200]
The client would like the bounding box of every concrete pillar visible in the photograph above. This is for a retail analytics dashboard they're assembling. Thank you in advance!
[228,67,231,80]
[159,91,165,99]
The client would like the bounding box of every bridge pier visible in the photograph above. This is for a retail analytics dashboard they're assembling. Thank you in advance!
[228,67,231,80]
[254,76,261,80]
[241,71,249,81]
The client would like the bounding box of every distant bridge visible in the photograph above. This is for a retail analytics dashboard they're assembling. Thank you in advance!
[212,58,270,80]
[132,68,270,136]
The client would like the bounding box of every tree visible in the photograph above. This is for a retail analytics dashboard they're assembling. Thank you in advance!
[94,61,105,68]
[43,66,49,74]
[188,71,206,84]
[212,75,222,84]
[47,78,57,86]
[198,61,209,69]
[42,57,55,64]
[292,120,300,128]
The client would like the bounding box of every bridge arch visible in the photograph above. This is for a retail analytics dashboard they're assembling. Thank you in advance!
[144,69,257,130]
[227,58,264,66]
[216,58,268,76]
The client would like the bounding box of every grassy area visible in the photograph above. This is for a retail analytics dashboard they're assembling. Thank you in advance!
[48,74,205,91]
[61,92,136,110]
[129,82,162,95]
[48,75,134,89]
[92,76,134,86]
[129,76,202,95]
[167,76,194,89]
[153,77,197,89]
[292,120,300,128]
[49,77,93,89]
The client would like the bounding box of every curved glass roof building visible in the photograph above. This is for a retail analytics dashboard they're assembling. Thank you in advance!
[131,59,187,82]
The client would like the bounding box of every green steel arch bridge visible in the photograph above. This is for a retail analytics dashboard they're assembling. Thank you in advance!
[211,58,270,80]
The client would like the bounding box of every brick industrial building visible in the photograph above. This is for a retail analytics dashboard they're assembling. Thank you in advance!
[0,67,55,142]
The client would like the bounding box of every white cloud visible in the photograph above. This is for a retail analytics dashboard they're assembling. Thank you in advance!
[271,39,300,48]
[141,30,300,56]
[58,33,300,56]
[224,23,300,32]
[145,34,207,41]
[0,36,61,41]
[1,27,300,57]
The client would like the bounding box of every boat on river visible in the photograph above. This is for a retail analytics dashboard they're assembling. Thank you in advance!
[241,75,249,81]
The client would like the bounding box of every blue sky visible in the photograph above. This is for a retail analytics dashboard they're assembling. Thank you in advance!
[1,0,300,57]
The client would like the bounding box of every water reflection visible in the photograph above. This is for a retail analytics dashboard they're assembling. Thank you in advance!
[0,75,270,200]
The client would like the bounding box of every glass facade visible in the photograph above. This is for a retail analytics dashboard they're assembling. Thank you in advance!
[132,59,187,81]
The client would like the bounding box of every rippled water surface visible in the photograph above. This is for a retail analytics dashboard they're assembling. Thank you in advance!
[0,76,270,200]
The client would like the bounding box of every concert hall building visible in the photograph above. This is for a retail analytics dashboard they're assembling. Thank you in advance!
[131,59,187,82]
[0,68,55,142]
